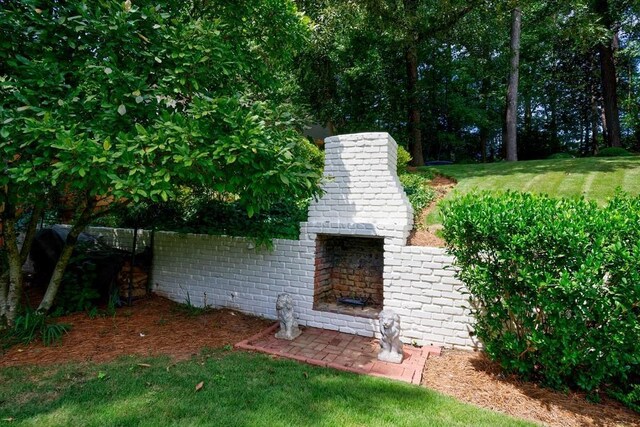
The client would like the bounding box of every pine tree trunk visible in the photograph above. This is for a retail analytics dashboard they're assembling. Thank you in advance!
[479,127,488,163]
[594,0,621,147]
[405,43,424,166]
[402,0,424,166]
[505,7,521,162]
[599,41,621,147]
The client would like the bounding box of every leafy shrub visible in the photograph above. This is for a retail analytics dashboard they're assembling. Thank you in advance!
[596,147,634,157]
[97,193,311,248]
[399,173,437,219]
[442,191,640,406]
[55,257,101,314]
[397,146,412,172]
[547,152,573,159]
[8,309,71,347]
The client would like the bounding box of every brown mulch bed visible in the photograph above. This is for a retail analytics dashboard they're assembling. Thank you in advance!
[0,294,273,367]
[407,174,456,247]
[423,349,640,427]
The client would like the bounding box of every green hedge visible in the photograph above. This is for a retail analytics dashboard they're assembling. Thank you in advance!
[442,191,640,407]
[596,147,634,157]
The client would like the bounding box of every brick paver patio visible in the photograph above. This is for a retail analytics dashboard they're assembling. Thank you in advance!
[235,324,441,384]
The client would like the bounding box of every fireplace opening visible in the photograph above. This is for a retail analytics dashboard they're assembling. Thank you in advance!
[313,234,384,318]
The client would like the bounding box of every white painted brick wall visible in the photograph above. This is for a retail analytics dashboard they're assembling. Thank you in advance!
[89,226,476,349]
[306,133,413,245]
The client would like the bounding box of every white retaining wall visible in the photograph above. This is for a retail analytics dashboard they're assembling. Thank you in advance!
[86,226,476,349]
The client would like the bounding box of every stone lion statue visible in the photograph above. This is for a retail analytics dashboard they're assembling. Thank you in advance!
[275,293,301,340]
[378,310,404,363]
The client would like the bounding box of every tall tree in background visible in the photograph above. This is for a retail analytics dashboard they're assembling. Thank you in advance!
[594,0,622,147]
[297,0,639,161]
[505,6,522,161]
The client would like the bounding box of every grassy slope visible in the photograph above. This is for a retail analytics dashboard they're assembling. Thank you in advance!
[422,156,640,224]
[0,351,535,427]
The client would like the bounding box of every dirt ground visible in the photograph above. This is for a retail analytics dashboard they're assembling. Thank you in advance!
[407,174,455,247]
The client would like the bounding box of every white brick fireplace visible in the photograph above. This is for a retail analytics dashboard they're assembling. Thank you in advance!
[89,132,477,348]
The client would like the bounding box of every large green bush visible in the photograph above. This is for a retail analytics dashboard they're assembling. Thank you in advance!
[442,191,640,406]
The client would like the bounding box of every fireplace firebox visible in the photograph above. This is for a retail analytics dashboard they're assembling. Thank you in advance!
[313,234,384,318]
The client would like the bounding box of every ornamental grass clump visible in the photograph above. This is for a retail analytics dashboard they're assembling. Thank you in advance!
[442,191,640,409]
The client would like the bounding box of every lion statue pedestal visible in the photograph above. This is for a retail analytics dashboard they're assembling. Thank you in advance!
[377,310,404,364]
[274,293,301,340]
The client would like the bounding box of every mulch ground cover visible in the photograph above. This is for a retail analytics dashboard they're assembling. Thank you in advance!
[0,295,273,367]
[422,349,640,427]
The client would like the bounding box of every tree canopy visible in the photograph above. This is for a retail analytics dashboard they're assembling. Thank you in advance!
[297,0,640,163]
[0,0,322,322]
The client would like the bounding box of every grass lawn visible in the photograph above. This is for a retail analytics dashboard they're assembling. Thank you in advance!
[421,156,640,225]
[0,350,535,427]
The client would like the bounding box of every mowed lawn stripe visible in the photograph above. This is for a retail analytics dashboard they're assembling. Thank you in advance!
[422,156,640,226]
[621,162,640,196]
[584,167,627,201]
[528,170,567,196]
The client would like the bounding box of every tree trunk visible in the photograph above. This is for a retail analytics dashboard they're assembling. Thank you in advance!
[0,271,8,326]
[599,41,621,147]
[405,43,424,166]
[402,0,424,166]
[595,0,621,147]
[3,216,24,326]
[591,93,599,155]
[600,104,608,145]
[37,202,95,313]
[524,95,532,135]
[505,7,521,162]
[479,127,488,163]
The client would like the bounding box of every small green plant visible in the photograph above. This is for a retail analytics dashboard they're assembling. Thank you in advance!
[176,288,210,316]
[399,173,437,221]
[596,147,634,157]
[55,250,102,315]
[9,309,71,346]
[397,145,412,172]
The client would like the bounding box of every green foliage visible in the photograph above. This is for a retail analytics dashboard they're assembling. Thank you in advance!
[53,254,101,315]
[397,146,412,172]
[96,190,311,245]
[547,153,573,159]
[6,309,70,347]
[596,147,634,157]
[0,0,321,322]
[399,173,437,220]
[0,0,321,224]
[442,191,640,405]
